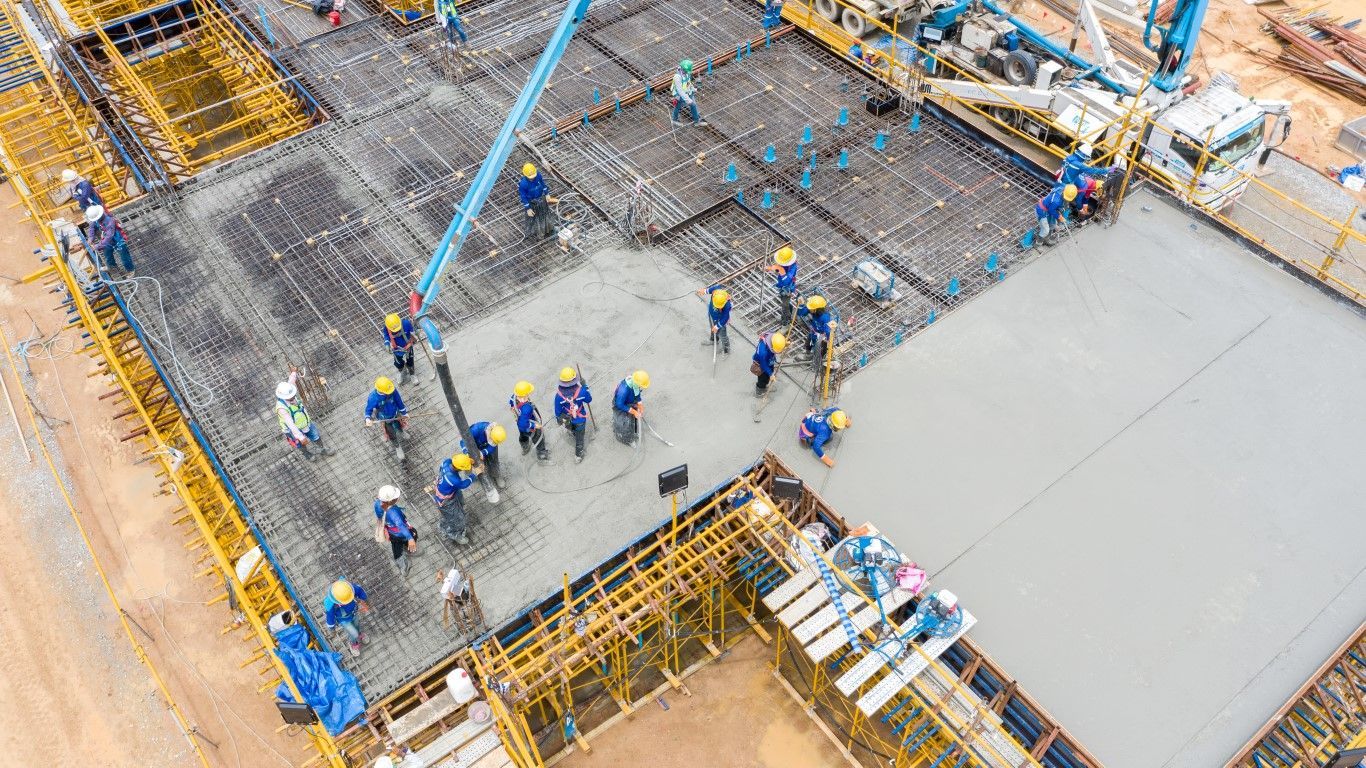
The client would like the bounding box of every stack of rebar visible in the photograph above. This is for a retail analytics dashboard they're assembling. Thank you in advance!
[1257,8,1366,101]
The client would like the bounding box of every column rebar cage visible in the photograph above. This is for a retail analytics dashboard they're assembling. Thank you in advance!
[71,0,319,183]
[0,0,129,222]
[51,0,165,32]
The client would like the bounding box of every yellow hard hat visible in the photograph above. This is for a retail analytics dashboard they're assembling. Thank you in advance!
[828,410,849,429]
[330,580,355,605]
[711,289,730,309]
[774,246,796,266]
[771,332,788,352]
[384,313,402,333]
[451,453,473,471]
[1062,184,1078,202]
[559,366,577,383]
[514,380,534,398]
[488,423,507,445]
[632,370,651,389]
[375,376,395,395]
[806,295,827,312]
[522,163,537,178]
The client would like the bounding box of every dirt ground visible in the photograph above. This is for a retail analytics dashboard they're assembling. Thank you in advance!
[0,186,311,766]
[555,636,850,768]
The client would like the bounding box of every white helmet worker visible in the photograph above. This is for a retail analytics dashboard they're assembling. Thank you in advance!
[377,485,401,503]
[84,204,105,223]
[1078,142,1093,158]
[275,381,298,400]
[61,168,78,183]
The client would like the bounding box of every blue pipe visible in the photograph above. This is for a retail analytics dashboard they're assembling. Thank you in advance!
[980,0,1132,95]
[411,0,592,315]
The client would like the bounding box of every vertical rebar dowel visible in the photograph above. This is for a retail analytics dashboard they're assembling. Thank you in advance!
[724,162,738,183]
[837,148,849,169]
[800,169,812,190]
[614,97,621,114]
[582,111,590,127]
[809,152,816,170]
[761,189,774,209]
[796,143,804,160]
[645,83,652,102]
[745,40,751,57]
[946,277,960,297]
[909,112,921,133]
[764,144,776,163]
[707,57,714,75]
[735,189,744,204]
[593,88,600,104]
[801,124,812,144]
[874,131,886,151]
[837,107,848,127]
[985,252,999,271]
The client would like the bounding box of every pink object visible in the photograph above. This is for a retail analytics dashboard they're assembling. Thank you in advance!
[329,9,341,25]
[894,564,927,594]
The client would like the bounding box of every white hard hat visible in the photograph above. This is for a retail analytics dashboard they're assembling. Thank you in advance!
[1078,142,1093,158]
[935,589,959,610]
[61,168,78,183]
[84,204,104,223]
[275,381,297,400]
[377,485,401,502]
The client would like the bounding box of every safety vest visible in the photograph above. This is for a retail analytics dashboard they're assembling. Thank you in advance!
[558,385,585,419]
[277,398,310,433]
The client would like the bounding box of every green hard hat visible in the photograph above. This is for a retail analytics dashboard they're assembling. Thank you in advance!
[679,59,693,73]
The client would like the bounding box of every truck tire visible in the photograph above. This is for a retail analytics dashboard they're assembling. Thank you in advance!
[841,7,869,38]
[1003,50,1037,86]
[814,0,839,21]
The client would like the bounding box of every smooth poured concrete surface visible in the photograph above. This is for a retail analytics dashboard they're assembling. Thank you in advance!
[773,188,1366,767]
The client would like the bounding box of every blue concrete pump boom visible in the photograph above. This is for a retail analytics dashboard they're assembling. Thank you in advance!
[1142,0,1207,92]
[409,0,593,318]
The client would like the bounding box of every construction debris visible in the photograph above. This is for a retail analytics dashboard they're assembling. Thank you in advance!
[1258,7,1366,101]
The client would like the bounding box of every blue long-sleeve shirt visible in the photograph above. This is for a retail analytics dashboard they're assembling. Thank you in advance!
[798,306,833,341]
[771,262,797,292]
[705,284,731,328]
[518,173,548,208]
[508,397,539,433]
[72,179,102,210]
[323,583,368,626]
[364,389,407,421]
[554,383,593,425]
[613,379,642,413]
[1059,151,1108,187]
[1035,187,1068,222]
[753,334,780,375]
[373,501,414,540]
[382,318,415,352]
[93,212,125,250]
[458,420,499,458]
[799,407,840,459]
[434,457,474,503]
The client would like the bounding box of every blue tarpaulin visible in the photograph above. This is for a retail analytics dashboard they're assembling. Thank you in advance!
[273,624,367,736]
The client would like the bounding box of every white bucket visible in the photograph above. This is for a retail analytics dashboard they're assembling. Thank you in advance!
[446,668,476,704]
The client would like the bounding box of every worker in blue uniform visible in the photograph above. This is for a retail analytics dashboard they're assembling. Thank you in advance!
[85,204,135,276]
[432,452,477,545]
[1071,177,1102,221]
[553,367,593,462]
[1034,184,1076,246]
[761,0,783,28]
[373,485,417,576]
[764,246,798,324]
[460,421,507,489]
[62,168,103,212]
[508,380,549,460]
[798,407,850,467]
[364,376,409,460]
[518,163,554,239]
[751,331,788,397]
[698,284,732,354]
[796,295,833,360]
[612,370,650,445]
[382,313,417,383]
[1058,143,1109,187]
[324,579,370,657]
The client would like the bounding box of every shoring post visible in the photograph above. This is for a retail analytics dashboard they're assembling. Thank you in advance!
[1317,205,1359,279]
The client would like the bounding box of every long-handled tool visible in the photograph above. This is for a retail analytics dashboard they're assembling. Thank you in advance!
[575,360,597,432]
[642,416,674,447]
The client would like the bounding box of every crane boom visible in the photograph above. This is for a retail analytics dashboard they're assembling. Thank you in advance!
[1142,0,1208,92]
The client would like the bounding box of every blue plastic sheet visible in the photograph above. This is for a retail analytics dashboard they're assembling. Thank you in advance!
[273,624,368,736]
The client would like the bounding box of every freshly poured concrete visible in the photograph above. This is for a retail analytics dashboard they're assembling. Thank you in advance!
[773,188,1366,767]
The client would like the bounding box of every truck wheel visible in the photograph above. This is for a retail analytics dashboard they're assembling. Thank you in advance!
[814,0,839,21]
[1003,50,1037,85]
[841,8,869,38]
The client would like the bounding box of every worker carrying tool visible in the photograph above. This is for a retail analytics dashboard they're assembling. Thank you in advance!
[764,246,798,324]
[85,204,135,277]
[518,163,555,240]
[1034,184,1076,247]
[381,313,417,383]
[698,284,732,354]
[364,376,409,461]
[508,380,550,460]
[796,294,833,361]
[798,407,850,467]
[1070,177,1102,222]
[435,0,467,47]
[461,421,507,489]
[670,59,708,127]
[432,452,477,545]
[275,370,333,460]
[611,370,650,445]
[751,331,787,397]
[324,579,370,657]
[373,485,417,576]
[61,168,103,212]
[1057,143,1110,187]
[553,367,593,462]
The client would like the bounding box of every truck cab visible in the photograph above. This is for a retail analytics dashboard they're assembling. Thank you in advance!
[1141,85,1269,209]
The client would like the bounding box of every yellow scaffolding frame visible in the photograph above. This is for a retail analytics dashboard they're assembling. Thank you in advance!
[0,0,128,223]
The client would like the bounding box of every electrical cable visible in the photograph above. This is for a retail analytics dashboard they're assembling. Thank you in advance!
[102,273,217,409]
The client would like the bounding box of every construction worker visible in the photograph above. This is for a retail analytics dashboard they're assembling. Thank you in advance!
[508,380,549,460]
[462,421,507,489]
[323,579,370,657]
[1058,143,1110,187]
[797,295,833,361]
[764,246,798,324]
[1071,176,1102,222]
[435,0,467,47]
[85,204,134,277]
[275,370,332,459]
[696,284,732,353]
[61,168,103,212]
[432,452,476,545]
[798,407,850,467]
[381,313,417,383]
[518,163,554,239]
[751,331,787,397]
[670,59,707,127]
[364,376,409,461]
[761,0,783,28]
[373,485,417,576]
[612,370,650,445]
[553,367,593,462]
[1034,184,1076,246]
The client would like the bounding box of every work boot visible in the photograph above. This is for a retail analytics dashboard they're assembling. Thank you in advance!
[701,337,715,346]
[315,439,334,457]
[696,120,709,127]
[521,442,531,456]
[755,386,767,399]
[396,554,410,577]
[349,642,361,657]
[575,453,583,464]
[494,474,506,490]
[454,532,469,546]
[670,118,684,127]
[395,444,406,462]
[300,445,316,461]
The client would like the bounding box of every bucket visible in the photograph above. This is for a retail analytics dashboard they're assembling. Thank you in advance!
[446,668,476,704]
